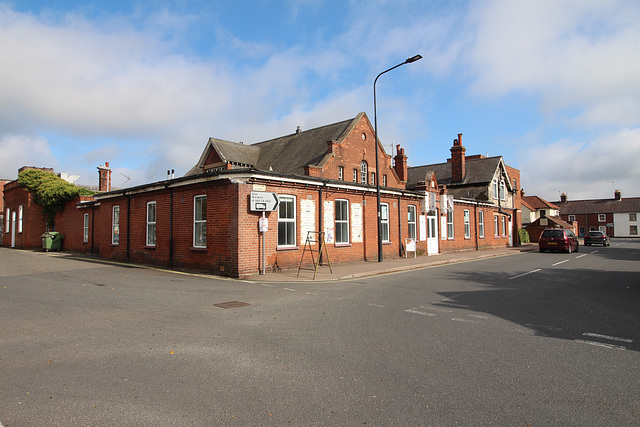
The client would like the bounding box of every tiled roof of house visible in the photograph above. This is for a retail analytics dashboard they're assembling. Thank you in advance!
[407,156,503,188]
[252,115,358,176]
[522,195,560,210]
[520,198,535,211]
[185,113,363,177]
[554,197,640,215]
[407,156,508,200]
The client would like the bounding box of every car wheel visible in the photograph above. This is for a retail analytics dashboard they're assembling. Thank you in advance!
[567,245,572,254]
[575,244,579,253]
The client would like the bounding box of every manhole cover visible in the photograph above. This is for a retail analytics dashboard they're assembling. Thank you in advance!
[213,301,251,309]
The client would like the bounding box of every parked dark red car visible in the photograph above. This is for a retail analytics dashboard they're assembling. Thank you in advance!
[584,231,610,246]
[539,228,579,253]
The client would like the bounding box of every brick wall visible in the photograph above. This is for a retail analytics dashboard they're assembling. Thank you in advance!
[320,118,404,189]
[2,181,47,249]
[439,203,513,252]
[53,197,98,253]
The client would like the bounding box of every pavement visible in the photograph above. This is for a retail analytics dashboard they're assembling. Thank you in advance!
[251,244,537,282]
[29,243,536,282]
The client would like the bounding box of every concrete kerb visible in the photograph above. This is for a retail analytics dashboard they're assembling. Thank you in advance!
[28,244,536,283]
[256,244,537,282]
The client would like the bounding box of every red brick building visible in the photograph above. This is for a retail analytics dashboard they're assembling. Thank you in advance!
[2,113,523,277]
[555,191,640,238]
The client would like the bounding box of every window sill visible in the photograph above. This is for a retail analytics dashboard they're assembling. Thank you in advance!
[144,245,156,249]
[334,243,352,248]
[277,245,299,251]
[111,243,119,247]
[190,246,207,251]
[382,241,392,245]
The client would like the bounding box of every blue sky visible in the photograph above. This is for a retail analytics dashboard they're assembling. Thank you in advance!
[1,0,639,201]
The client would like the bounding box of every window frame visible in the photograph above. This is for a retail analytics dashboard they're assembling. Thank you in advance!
[478,211,485,238]
[146,201,157,247]
[380,203,390,243]
[447,210,454,239]
[5,208,9,232]
[338,166,344,181]
[83,213,89,243]
[598,214,606,222]
[494,215,499,237]
[353,169,358,183]
[112,205,120,245]
[499,180,506,201]
[335,199,350,244]
[502,216,507,236]
[277,195,296,248]
[568,214,575,222]
[383,174,387,187]
[370,171,376,186]
[360,161,368,184]
[18,205,23,233]
[407,205,417,240]
[464,209,470,239]
[193,195,207,248]
[630,225,638,236]
[492,178,498,200]
[629,213,637,222]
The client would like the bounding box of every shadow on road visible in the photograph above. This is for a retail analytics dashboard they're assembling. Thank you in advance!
[435,267,640,352]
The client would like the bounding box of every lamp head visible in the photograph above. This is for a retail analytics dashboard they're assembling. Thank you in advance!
[406,54,422,63]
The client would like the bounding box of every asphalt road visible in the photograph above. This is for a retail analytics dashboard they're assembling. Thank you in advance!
[1,240,639,426]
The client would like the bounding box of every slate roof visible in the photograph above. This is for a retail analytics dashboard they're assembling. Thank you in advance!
[185,113,363,177]
[554,197,640,215]
[407,156,503,189]
[522,195,560,211]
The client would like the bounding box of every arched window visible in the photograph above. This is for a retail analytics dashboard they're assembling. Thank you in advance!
[360,161,368,184]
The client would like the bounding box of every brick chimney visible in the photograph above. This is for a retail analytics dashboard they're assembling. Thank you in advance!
[614,189,621,201]
[97,162,112,192]
[560,193,567,203]
[393,144,408,182]
[450,133,465,182]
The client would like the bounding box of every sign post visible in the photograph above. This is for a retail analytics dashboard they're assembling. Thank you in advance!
[251,192,279,275]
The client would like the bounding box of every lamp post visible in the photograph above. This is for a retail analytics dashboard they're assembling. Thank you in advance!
[373,54,422,262]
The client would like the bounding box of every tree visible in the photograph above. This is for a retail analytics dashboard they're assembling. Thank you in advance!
[18,169,94,227]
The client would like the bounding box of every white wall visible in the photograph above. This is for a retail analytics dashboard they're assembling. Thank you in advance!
[613,212,640,237]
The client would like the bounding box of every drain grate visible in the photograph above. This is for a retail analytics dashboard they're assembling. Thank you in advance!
[213,301,251,309]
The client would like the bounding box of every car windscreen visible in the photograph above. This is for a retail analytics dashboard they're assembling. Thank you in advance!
[541,230,564,237]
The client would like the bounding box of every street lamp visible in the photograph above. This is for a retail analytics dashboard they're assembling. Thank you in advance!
[373,54,422,262]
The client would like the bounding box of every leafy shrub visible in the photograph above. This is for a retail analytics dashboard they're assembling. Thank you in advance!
[18,169,94,226]
[518,229,530,244]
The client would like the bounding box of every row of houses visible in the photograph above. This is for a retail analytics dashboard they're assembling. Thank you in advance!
[520,191,640,240]
[3,112,523,277]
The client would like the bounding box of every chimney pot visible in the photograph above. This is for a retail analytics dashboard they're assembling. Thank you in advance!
[296,126,301,135]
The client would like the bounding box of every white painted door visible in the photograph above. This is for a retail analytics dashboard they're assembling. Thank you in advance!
[11,211,16,248]
[427,215,438,255]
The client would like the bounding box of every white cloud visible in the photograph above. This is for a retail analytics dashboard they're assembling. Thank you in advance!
[0,134,56,178]
[521,128,640,200]
[467,0,640,128]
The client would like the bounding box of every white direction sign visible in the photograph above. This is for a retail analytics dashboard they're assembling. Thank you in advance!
[250,191,279,211]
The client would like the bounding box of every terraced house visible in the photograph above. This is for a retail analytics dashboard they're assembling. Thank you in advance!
[3,113,522,277]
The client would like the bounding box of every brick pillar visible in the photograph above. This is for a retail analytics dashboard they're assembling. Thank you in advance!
[97,162,112,192]
[450,133,465,182]
[393,144,408,182]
